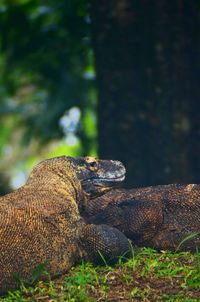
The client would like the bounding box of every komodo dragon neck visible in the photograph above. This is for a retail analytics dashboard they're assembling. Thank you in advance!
[25,166,85,212]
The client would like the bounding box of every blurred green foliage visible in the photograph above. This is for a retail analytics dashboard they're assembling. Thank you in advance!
[0,0,97,191]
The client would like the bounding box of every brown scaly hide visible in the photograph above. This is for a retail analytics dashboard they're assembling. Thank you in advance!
[83,184,200,251]
[0,156,130,293]
[0,157,85,293]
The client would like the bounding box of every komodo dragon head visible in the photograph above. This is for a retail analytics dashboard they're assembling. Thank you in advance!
[70,156,126,198]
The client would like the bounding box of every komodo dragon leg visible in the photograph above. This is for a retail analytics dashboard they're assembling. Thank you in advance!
[79,223,131,265]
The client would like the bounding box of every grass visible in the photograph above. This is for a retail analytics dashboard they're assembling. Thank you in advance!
[0,247,200,302]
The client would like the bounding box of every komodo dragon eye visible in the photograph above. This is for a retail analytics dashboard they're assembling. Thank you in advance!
[85,157,98,172]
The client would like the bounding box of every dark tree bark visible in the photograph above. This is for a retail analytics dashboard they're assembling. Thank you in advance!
[91,0,200,187]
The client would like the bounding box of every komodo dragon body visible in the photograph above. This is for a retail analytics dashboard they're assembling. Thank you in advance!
[83,184,200,251]
[0,156,130,293]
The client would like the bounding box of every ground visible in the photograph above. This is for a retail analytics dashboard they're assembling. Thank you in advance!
[1,247,199,302]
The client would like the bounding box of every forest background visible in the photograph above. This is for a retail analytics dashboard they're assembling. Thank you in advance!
[0,0,200,194]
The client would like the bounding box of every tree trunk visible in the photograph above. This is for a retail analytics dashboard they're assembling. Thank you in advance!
[90,0,200,187]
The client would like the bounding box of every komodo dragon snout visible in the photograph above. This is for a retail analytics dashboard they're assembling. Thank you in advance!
[0,156,130,294]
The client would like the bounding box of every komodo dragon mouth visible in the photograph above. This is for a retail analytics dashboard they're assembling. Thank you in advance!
[97,174,125,182]
[82,169,126,184]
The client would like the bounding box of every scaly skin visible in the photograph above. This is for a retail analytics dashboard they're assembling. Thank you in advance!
[83,184,200,251]
[0,156,130,293]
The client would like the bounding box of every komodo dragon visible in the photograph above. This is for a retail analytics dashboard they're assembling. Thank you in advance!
[83,184,200,251]
[0,156,131,293]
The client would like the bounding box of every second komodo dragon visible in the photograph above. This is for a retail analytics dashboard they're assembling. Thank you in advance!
[83,184,200,251]
[0,156,130,293]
